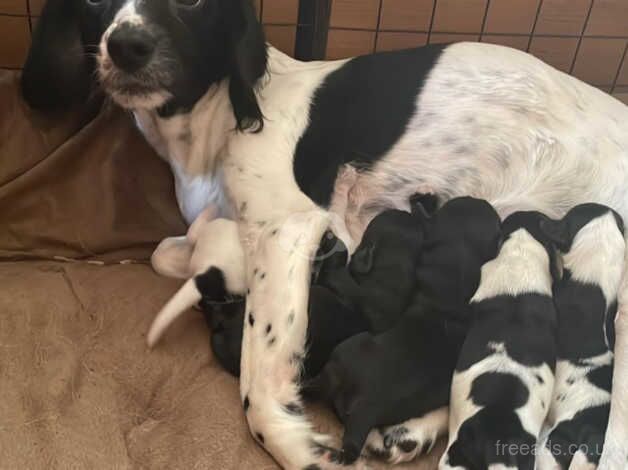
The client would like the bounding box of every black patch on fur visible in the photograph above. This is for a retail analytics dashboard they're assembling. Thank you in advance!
[420,439,434,455]
[248,312,255,327]
[243,396,250,412]
[366,445,391,460]
[545,404,611,468]
[284,402,304,415]
[287,311,295,325]
[398,440,418,453]
[293,45,446,207]
[268,336,276,347]
[265,324,272,335]
[195,267,228,301]
[256,432,265,444]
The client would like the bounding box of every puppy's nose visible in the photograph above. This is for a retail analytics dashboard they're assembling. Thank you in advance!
[107,24,155,72]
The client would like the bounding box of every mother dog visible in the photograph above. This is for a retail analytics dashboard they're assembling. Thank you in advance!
[21,0,628,468]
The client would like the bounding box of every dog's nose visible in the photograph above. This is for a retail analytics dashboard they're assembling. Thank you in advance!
[107,24,155,72]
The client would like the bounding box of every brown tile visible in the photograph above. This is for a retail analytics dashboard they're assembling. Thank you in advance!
[613,90,628,105]
[326,29,376,59]
[528,36,578,72]
[0,0,27,15]
[429,33,480,45]
[376,32,428,52]
[264,25,296,55]
[262,0,298,24]
[572,38,626,85]
[617,50,628,85]
[484,0,540,34]
[379,0,434,32]
[432,0,487,33]
[0,15,30,68]
[330,0,380,30]
[28,0,44,15]
[597,85,612,93]
[481,34,530,51]
[535,0,591,36]
[585,0,628,37]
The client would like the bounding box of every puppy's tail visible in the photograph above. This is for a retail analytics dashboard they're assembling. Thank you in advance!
[147,278,201,348]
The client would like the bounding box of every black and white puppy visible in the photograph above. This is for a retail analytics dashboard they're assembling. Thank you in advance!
[441,211,559,470]
[537,204,625,470]
[308,197,502,465]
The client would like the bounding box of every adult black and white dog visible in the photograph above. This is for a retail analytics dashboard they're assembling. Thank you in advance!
[537,204,625,470]
[21,0,628,468]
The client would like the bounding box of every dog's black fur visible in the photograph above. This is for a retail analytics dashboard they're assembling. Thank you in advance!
[307,197,502,464]
[321,206,427,333]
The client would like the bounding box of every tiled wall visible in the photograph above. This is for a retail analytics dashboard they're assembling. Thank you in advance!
[1,0,626,104]
[326,0,627,104]
[0,0,299,69]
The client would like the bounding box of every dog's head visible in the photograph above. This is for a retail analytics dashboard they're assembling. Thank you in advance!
[22,0,266,130]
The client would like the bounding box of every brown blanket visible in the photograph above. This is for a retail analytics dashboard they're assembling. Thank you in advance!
[0,70,441,469]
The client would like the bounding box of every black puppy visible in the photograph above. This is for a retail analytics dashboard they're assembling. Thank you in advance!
[308,197,502,464]
[537,204,625,469]
[441,211,559,470]
[322,206,427,332]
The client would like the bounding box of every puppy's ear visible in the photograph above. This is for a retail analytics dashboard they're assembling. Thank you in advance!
[21,0,96,112]
[350,242,375,275]
[229,0,267,132]
[539,218,570,252]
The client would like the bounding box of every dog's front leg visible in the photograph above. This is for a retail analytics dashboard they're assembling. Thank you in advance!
[600,273,628,469]
[239,209,350,469]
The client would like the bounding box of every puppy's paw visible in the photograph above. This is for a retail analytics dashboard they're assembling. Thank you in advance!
[381,423,439,464]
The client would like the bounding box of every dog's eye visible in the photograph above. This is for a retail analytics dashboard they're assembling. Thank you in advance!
[175,0,203,9]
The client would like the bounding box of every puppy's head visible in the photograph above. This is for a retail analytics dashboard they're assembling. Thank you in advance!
[502,210,562,282]
[350,209,423,276]
[539,203,625,254]
[22,0,266,131]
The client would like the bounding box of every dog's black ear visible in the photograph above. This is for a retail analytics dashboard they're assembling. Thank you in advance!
[228,0,267,132]
[539,218,570,252]
[21,0,96,112]
[350,242,375,275]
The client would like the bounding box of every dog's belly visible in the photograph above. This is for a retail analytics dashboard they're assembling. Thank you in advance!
[342,43,628,238]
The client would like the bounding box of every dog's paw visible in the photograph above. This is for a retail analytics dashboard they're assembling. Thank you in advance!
[365,424,438,464]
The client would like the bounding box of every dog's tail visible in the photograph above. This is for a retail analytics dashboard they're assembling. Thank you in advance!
[147,278,201,348]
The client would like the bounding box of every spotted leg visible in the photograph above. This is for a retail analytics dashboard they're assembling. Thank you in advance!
[239,209,365,470]
[599,272,628,469]
[364,407,449,465]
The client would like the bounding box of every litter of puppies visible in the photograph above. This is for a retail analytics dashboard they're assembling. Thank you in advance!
[149,196,625,469]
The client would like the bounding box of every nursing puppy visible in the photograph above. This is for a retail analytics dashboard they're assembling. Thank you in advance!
[537,204,625,470]
[321,205,427,333]
[147,218,246,348]
[441,211,559,470]
[308,197,502,465]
